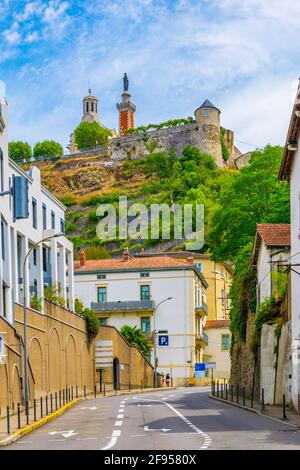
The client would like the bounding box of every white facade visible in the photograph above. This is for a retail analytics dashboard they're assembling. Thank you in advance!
[74,258,208,386]
[256,241,290,306]
[0,93,74,323]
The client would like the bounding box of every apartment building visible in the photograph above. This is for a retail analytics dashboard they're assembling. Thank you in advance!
[74,249,208,386]
[0,93,74,323]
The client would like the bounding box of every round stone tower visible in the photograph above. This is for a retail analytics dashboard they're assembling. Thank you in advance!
[194,99,224,167]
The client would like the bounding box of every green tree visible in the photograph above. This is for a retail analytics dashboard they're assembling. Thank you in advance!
[8,141,32,162]
[120,325,152,357]
[209,145,289,261]
[33,140,63,159]
[74,121,112,150]
[74,298,99,340]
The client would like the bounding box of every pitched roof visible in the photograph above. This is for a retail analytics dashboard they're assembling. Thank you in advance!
[200,99,217,109]
[252,224,290,266]
[279,79,300,181]
[257,224,290,247]
[74,254,208,287]
[205,320,230,329]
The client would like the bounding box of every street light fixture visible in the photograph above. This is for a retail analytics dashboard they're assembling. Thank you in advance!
[23,232,63,415]
[153,296,173,388]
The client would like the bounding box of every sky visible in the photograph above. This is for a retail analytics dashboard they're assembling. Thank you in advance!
[0,0,299,153]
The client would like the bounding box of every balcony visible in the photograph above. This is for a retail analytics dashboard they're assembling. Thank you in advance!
[195,332,208,346]
[195,302,208,316]
[91,300,155,313]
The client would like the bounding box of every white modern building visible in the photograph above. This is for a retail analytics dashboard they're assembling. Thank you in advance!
[279,79,300,410]
[0,90,74,323]
[74,249,208,386]
[252,224,290,306]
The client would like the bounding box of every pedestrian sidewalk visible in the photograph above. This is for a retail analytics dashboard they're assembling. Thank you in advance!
[0,386,175,446]
[210,389,300,428]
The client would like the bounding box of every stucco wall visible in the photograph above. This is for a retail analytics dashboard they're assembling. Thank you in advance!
[0,300,95,413]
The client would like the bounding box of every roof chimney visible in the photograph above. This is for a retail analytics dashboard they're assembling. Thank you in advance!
[186,255,194,265]
[123,247,130,262]
[79,250,86,267]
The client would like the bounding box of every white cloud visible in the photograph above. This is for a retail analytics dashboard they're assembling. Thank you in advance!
[3,28,21,45]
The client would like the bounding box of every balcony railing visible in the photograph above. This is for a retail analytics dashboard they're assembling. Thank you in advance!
[195,302,208,316]
[91,300,155,312]
[195,332,208,345]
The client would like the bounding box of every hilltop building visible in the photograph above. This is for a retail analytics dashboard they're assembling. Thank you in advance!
[68,75,241,168]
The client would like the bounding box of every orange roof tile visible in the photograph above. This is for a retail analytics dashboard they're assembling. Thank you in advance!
[205,320,230,329]
[257,224,290,247]
[75,255,193,272]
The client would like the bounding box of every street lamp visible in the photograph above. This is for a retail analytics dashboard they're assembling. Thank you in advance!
[23,232,63,415]
[212,270,227,317]
[153,296,173,388]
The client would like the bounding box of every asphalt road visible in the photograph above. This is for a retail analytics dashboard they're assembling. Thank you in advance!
[4,387,300,450]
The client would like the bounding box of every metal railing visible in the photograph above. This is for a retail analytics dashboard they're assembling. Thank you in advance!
[91,300,155,312]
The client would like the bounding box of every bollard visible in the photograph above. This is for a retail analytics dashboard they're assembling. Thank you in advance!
[231,385,233,402]
[50,394,53,413]
[94,384,97,398]
[103,383,106,397]
[221,383,223,399]
[59,390,62,408]
[26,400,29,425]
[129,380,131,392]
[66,388,68,403]
[55,392,58,411]
[261,388,265,412]
[236,385,239,404]
[46,395,48,415]
[72,387,74,401]
[141,380,143,391]
[17,403,21,429]
[34,399,37,422]
[217,381,219,397]
[63,389,65,405]
[225,383,228,401]
[251,387,254,409]
[40,397,43,418]
[115,387,117,396]
[242,387,246,406]
[76,386,78,399]
[283,394,287,420]
[6,406,10,435]
[84,385,86,398]
[211,381,214,396]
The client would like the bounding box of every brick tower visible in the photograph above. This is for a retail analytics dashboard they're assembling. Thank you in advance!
[116,73,136,136]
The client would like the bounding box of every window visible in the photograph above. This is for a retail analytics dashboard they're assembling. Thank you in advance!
[42,246,47,272]
[60,218,65,234]
[140,285,150,301]
[97,274,106,279]
[221,334,231,351]
[203,109,209,116]
[33,248,37,266]
[195,262,202,272]
[86,102,89,113]
[1,219,6,261]
[97,286,107,303]
[91,102,94,112]
[140,272,150,278]
[141,316,150,333]
[99,317,108,326]
[0,335,3,354]
[51,210,55,229]
[42,203,47,230]
[221,288,225,305]
[0,148,3,192]
[32,198,37,229]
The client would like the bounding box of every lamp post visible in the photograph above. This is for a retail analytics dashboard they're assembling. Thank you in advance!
[153,296,173,388]
[212,270,227,317]
[23,232,63,408]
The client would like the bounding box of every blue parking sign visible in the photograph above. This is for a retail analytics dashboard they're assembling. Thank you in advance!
[158,335,169,346]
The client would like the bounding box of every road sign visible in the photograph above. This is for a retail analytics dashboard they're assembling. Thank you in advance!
[158,330,168,334]
[206,361,216,369]
[195,371,206,378]
[158,335,169,346]
[195,362,205,371]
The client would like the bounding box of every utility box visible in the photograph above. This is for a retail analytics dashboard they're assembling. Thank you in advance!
[13,175,29,221]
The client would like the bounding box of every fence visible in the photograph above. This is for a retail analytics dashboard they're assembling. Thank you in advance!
[211,380,288,421]
[1,380,155,437]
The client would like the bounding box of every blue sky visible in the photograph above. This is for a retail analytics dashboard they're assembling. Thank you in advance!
[0,0,299,153]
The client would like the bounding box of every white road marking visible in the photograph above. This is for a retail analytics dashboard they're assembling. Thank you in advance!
[132,397,212,449]
[137,404,153,407]
[115,420,123,426]
[144,425,170,433]
[48,430,78,438]
[117,414,124,419]
[101,430,121,450]
[80,406,97,410]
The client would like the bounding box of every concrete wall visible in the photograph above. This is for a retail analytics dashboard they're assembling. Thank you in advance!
[0,300,95,414]
[260,321,292,405]
[95,325,154,390]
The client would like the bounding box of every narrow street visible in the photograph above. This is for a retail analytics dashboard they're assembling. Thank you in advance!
[4,387,300,450]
